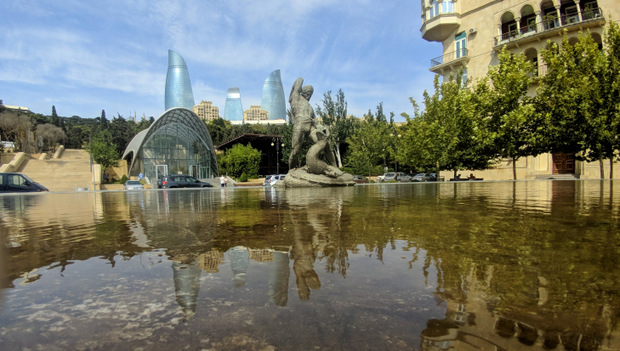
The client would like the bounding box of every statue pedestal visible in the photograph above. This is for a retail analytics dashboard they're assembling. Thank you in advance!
[281,167,355,188]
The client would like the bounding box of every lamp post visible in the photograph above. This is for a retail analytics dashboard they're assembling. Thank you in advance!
[271,138,284,174]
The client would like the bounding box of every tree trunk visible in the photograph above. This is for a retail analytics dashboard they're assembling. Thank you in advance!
[512,156,517,180]
[599,158,605,179]
[610,158,614,179]
[334,143,343,168]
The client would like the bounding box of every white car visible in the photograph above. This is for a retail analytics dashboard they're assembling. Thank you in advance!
[269,174,286,186]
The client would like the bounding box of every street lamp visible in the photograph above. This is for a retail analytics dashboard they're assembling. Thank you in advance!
[271,138,284,174]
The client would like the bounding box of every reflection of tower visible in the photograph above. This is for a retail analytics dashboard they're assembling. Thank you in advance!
[165,50,196,111]
[172,261,202,319]
[223,87,244,122]
[268,251,290,306]
[229,246,250,287]
[261,69,286,121]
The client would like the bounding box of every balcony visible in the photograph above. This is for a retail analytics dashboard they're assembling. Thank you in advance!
[430,49,469,74]
[494,8,604,48]
[421,12,461,42]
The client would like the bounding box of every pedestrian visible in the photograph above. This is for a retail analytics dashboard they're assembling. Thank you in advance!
[220,175,226,187]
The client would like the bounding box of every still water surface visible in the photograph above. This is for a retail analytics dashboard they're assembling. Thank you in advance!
[0,181,619,350]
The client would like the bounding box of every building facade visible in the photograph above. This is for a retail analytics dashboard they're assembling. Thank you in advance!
[261,69,287,121]
[193,100,220,122]
[165,50,196,111]
[420,0,620,179]
[243,105,269,123]
[122,108,218,182]
[223,87,244,122]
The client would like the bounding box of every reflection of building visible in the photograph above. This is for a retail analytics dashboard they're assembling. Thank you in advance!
[420,0,620,180]
[198,250,225,273]
[268,251,290,307]
[165,50,195,111]
[243,105,268,123]
[122,108,218,181]
[223,87,243,122]
[261,69,286,121]
[172,261,202,319]
[193,100,220,122]
[229,246,250,287]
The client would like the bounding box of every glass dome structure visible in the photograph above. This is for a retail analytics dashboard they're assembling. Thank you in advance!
[223,87,244,122]
[261,69,286,121]
[122,108,218,182]
[165,50,195,111]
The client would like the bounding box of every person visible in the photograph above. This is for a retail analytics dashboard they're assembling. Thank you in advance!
[469,173,476,180]
[103,173,109,183]
[220,175,226,187]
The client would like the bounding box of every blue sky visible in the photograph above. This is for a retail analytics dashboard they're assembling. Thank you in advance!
[0,0,439,121]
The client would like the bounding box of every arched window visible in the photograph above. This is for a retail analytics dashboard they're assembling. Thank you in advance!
[500,12,518,40]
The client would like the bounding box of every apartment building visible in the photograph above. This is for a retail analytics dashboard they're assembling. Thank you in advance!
[193,100,220,122]
[243,105,269,123]
[420,0,620,179]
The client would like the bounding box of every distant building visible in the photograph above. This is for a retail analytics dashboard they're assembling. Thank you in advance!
[244,105,269,123]
[261,69,286,121]
[223,87,243,122]
[165,50,195,111]
[193,100,220,122]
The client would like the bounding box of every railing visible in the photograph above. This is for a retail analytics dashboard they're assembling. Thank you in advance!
[495,7,603,46]
[430,48,469,67]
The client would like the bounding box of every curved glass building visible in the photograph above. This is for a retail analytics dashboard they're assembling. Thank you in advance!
[261,69,286,121]
[122,108,218,182]
[223,87,244,122]
[165,50,195,111]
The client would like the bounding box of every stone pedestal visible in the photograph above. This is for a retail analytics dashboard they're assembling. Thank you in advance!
[281,167,355,188]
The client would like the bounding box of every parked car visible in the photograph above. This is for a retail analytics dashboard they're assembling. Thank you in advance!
[264,175,275,186]
[382,172,408,182]
[352,175,369,183]
[269,174,286,186]
[160,175,213,189]
[124,180,144,190]
[0,172,49,193]
[398,173,413,182]
[412,173,437,182]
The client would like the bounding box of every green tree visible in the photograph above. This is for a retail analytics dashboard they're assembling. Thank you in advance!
[108,114,136,156]
[86,130,119,171]
[538,29,620,178]
[345,107,393,176]
[315,89,357,167]
[50,105,60,127]
[219,143,261,179]
[402,75,493,177]
[487,48,536,179]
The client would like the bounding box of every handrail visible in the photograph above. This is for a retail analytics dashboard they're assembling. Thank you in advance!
[494,7,603,46]
[430,48,469,67]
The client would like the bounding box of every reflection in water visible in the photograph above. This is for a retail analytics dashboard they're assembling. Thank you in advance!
[0,181,619,349]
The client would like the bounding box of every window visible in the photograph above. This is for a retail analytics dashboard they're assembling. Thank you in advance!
[455,32,467,58]
[442,0,454,13]
[429,0,439,18]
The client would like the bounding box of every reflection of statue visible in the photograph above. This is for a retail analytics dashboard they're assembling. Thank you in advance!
[284,77,354,187]
[268,251,290,306]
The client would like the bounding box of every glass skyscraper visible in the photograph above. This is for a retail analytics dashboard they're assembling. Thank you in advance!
[165,50,195,111]
[260,69,286,121]
[223,87,243,122]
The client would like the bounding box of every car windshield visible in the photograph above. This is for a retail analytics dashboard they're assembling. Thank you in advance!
[126,181,141,185]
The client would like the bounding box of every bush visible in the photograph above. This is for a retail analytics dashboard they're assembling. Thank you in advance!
[118,175,129,184]
[239,172,248,182]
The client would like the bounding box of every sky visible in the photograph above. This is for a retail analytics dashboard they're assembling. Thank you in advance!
[0,0,439,122]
